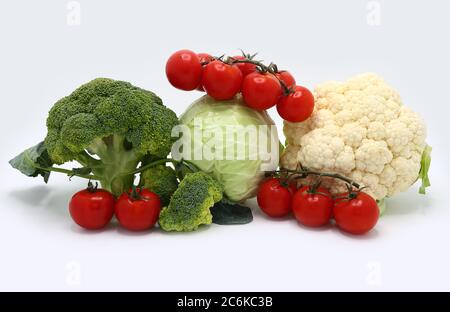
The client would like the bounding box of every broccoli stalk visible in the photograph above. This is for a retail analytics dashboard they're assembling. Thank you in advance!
[84,135,141,196]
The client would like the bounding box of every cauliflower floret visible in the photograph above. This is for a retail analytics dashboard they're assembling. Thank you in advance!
[355,139,393,175]
[282,73,428,200]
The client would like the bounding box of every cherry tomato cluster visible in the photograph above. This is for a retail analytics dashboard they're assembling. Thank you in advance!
[69,182,161,232]
[257,178,379,235]
[166,49,315,123]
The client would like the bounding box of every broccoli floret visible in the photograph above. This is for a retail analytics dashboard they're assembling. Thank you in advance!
[140,165,179,206]
[43,78,178,196]
[159,172,223,232]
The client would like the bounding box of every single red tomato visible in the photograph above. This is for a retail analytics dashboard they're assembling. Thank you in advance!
[277,85,315,122]
[292,186,333,227]
[232,55,257,77]
[166,49,202,91]
[201,60,243,100]
[333,192,379,235]
[115,188,161,231]
[276,71,296,89]
[69,184,115,230]
[196,53,215,91]
[257,178,293,218]
[242,72,282,110]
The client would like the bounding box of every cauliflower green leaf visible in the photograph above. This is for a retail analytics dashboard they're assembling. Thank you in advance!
[418,144,432,194]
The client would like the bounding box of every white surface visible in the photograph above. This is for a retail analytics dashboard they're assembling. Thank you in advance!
[0,0,449,291]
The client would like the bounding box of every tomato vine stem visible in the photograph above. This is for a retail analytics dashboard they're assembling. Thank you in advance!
[202,51,293,96]
[227,57,292,95]
[267,168,361,189]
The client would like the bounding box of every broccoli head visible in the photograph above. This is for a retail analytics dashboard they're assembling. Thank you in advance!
[140,165,179,206]
[44,78,178,196]
[158,172,223,232]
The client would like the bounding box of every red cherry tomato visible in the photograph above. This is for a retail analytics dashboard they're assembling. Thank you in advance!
[333,192,379,235]
[276,71,296,89]
[115,188,161,231]
[69,184,115,230]
[242,72,282,110]
[201,60,243,100]
[277,85,315,122]
[257,178,293,218]
[166,49,202,91]
[196,53,215,91]
[292,186,333,227]
[232,55,257,77]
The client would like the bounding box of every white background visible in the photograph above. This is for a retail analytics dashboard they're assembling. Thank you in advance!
[0,0,449,291]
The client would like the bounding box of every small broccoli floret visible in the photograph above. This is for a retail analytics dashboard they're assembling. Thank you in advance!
[159,172,223,232]
[43,78,178,196]
[140,165,179,206]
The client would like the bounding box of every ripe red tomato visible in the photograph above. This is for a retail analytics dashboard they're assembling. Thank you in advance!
[276,71,296,89]
[292,186,333,227]
[277,85,315,122]
[201,60,243,100]
[196,53,215,91]
[166,49,202,91]
[257,178,293,218]
[115,188,161,231]
[69,185,115,230]
[333,192,379,235]
[242,72,282,110]
[232,55,257,77]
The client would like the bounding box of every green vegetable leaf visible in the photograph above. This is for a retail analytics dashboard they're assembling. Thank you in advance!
[71,167,92,176]
[418,144,432,195]
[9,141,54,183]
[211,199,253,225]
[377,199,386,216]
[279,141,285,155]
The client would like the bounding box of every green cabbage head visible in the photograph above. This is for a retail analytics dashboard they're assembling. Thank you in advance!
[174,95,279,202]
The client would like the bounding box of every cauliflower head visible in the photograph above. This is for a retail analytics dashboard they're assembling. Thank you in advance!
[281,73,428,200]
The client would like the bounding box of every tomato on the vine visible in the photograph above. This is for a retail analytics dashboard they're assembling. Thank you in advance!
[257,178,293,218]
[333,191,379,235]
[115,188,161,231]
[69,183,115,230]
[201,60,243,100]
[232,55,257,77]
[276,71,296,89]
[292,186,333,227]
[166,49,202,91]
[242,72,282,110]
[277,85,315,122]
[196,53,215,91]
